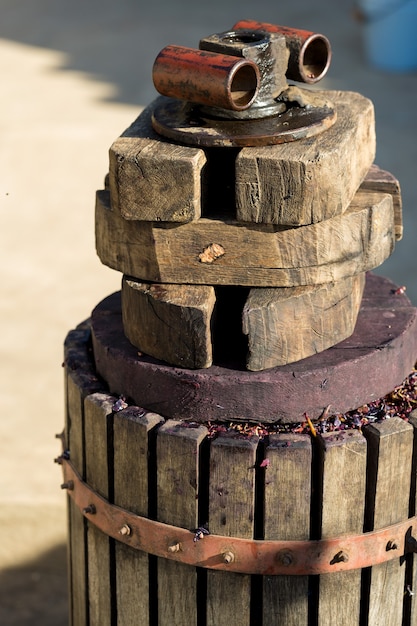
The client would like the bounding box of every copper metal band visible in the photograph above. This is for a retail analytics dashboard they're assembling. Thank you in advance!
[59,453,417,576]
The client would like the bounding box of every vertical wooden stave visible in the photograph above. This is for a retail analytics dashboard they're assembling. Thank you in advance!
[156,420,208,626]
[113,407,164,626]
[262,433,311,625]
[318,430,367,625]
[65,328,104,626]
[84,392,116,626]
[363,417,414,625]
[206,432,259,626]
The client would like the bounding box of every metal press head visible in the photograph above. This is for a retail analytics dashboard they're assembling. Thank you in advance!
[151,20,335,147]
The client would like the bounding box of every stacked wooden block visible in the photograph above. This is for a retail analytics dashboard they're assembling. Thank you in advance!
[95,90,402,371]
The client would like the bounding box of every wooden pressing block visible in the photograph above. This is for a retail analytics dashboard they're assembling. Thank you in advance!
[360,164,403,241]
[122,275,365,371]
[121,278,216,369]
[244,273,365,371]
[96,187,394,287]
[109,90,374,227]
[91,273,417,424]
[235,90,375,226]
[109,101,207,222]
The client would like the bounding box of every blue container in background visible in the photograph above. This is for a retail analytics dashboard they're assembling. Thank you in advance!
[359,0,417,71]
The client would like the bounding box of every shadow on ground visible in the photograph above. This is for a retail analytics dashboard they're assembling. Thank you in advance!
[0,544,68,626]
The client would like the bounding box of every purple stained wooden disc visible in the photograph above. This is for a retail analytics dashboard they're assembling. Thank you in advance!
[91,273,417,424]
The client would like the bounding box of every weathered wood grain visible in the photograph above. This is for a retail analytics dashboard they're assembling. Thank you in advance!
[318,430,367,625]
[64,326,105,626]
[361,163,403,241]
[362,418,413,625]
[156,420,208,626]
[121,277,216,368]
[109,101,206,222]
[96,187,394,287]
[91,273,417,424]
[84,393,116,626]
[235,90,375,225]
[206,432,258,626]
[263,434,311,625]
[122,273,365,371]
[113,407,164,626]
[243,272,365,370]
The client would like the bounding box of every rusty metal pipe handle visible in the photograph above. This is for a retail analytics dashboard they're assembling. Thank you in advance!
[152,45,260,111]
[233,20,331,84]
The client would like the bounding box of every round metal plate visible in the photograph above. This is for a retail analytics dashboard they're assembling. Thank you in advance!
[151,95,337,147]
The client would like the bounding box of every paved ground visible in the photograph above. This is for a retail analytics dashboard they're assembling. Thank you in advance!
[1,0,416,623]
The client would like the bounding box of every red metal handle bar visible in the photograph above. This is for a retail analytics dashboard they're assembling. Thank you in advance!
[152,45,260,111]
[232,20,332,84]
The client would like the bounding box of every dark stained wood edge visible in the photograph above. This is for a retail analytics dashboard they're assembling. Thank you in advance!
[90,273,417,424]
[64,326,107,626]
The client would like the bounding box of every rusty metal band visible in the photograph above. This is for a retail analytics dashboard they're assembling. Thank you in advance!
[60,455,417,576]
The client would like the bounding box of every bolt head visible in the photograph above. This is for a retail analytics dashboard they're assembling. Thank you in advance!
[82,504,96,515]
[168,542,181,553]
[277,551,294,567]
[60,480,74,491]
[331,550,349,564]
[222,551,235,564]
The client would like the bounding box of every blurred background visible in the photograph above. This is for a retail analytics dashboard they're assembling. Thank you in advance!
[1,0,416,623]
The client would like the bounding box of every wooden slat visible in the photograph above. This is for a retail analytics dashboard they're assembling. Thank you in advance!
[206,432,258,626]
[84,393,116,626]
[243,273,365,370]
[156,420,208,626]
[122,277,216,368]
[318,430,367,625]
[263,433,311,625]
[64,326,105,626]
[235,90,375,226]
[109,101,206,222]
[96,187,394,287]
[360,163,403,240]
[363,417,413,624]
[113,407,164,626]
